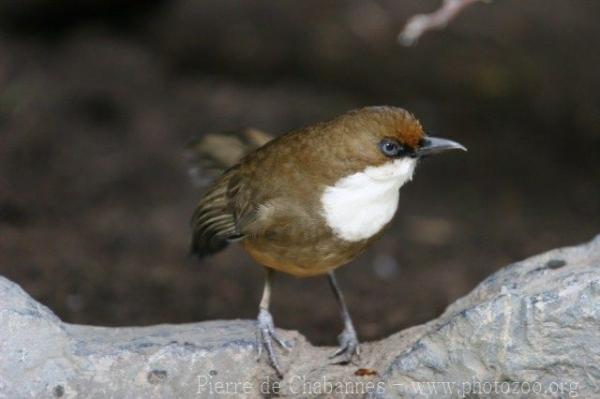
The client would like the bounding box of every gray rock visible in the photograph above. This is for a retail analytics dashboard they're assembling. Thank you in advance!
[1,236,599,398]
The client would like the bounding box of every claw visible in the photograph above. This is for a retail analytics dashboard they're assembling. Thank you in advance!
[272,332,291,352]
[330,327,360,364]
[256,308,289,377]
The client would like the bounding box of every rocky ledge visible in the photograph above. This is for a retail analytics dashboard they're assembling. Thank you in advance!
[1,235,599,398]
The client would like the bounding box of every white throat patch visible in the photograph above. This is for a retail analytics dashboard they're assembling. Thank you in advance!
[320,158,417,242]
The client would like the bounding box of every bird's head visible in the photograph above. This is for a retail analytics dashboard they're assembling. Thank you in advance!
[316,106,466,242]
[321,106,466,183]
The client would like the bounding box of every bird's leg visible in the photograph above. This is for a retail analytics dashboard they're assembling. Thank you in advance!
[256,268,289,377]
[328,271,360,363]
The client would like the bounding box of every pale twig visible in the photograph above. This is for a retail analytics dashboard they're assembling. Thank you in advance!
[398,0,488,46]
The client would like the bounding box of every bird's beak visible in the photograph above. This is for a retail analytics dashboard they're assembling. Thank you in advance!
[415,136,467,158]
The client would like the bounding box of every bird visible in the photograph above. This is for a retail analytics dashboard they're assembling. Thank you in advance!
[188,106,466,376]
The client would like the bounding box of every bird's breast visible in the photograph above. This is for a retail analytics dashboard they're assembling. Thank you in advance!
[320,158,416,242]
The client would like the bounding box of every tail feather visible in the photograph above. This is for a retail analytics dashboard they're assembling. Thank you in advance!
[185,128,273,187]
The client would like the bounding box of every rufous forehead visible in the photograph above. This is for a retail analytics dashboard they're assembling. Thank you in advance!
[335,106,425,149]
[391,118,424,149]
[360,106,425,149]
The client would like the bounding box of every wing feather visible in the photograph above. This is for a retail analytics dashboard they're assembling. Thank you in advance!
[191,168,240,257]
[190,129,278,258]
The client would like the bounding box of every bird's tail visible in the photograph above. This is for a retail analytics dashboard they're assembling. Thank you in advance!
[184,128,273,187]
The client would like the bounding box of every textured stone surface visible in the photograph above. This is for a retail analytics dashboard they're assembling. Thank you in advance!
[1,235,599,398]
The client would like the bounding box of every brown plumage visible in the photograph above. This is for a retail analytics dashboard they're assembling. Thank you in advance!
[191,106,425,274]
[187,105,465,375]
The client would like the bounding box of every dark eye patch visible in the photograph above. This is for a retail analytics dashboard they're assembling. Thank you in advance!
[379,138,409,158]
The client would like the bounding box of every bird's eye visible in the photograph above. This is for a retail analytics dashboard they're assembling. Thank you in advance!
[379,138,404,157]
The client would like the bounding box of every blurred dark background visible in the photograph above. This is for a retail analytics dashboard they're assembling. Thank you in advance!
[0,0,598,345]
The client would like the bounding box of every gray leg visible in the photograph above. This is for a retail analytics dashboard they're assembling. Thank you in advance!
[328,271,360,363]
[256,268,289,377]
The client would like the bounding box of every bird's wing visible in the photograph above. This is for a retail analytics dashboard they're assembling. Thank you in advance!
[191,167,241,257]
[191,164,266,258]
[189,129,275,258]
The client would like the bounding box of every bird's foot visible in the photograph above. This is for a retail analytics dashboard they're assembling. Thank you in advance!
[330,326,360,364]
[256,308,290,377]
